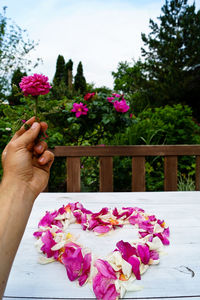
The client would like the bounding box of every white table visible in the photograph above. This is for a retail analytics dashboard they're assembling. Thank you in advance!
[3,192,200,300]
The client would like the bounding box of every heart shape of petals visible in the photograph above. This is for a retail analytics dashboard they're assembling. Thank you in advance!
[34,202,170,300]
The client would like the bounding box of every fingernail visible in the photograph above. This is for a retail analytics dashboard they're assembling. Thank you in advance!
[39,157,45,163]
[31,122,39,129]
[37,145,43,151]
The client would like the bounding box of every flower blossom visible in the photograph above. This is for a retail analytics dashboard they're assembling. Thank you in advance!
[19,73,52,96]
[113,99,130,113]
[84,92,95,101]
[71,102,88,118]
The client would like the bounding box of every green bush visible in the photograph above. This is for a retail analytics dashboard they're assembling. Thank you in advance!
[110,104,200,191]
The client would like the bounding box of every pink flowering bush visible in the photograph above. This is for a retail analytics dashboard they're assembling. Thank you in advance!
[19,73,52,97]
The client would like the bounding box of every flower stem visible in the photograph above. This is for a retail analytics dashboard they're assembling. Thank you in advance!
[35,97,38,119]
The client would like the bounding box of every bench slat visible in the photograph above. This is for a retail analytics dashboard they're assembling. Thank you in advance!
[132,157,145,192]
[67,157,80,192]
[99,157,113,192]
[164,156,177,191]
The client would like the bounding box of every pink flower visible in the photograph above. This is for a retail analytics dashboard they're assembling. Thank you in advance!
[113,99,130,113]
[112,93,121,98]
[71,102,88,118]
[107,97,115,103]
[19,73,51,96]
[84,92,95,101]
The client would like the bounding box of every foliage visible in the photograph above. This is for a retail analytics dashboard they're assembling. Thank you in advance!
[53,55,66,85]
[141,0,200,111]
[7,68,27,105]
[0,7,40,99]
[74,62,87,94]
[0,92,133,190]
[52,55,74,99]
[178,174,195,191]
[112,0,200,118]
[110,104,200,191]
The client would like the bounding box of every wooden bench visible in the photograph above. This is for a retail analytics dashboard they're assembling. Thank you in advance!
[50,145,200,192]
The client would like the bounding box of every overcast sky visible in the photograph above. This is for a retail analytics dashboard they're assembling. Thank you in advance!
[1,0,199,88]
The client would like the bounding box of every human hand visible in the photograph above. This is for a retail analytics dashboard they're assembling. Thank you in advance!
[1,117,54,198]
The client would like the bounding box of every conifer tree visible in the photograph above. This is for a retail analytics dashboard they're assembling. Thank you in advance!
[141,0,200,108]
[53,55,66,85]
[65,59,73,89]
[74,62,86,94]
[8,68,27,105]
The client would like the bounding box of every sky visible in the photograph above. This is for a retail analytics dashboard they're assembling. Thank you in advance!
[1,0,199,88]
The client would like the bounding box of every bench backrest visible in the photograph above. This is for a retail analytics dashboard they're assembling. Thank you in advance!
[50,145,200,192]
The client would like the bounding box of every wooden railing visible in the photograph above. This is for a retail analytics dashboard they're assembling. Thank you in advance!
[49,145,200,192]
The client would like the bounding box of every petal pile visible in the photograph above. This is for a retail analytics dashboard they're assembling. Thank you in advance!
[34,202,170,300]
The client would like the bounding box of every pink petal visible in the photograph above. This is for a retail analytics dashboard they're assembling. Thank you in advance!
[150,250,159,260]
[102,284,119,300]
[93,225,111,234]
[62,247,83,281]
[94,259,117,279]
[128,256,141,280]
[78,253,92,286]
[93,273,119,300]
[116,240,137,261]
[137,244,150,265]
[33,231,43,238]
[41,230,58,258]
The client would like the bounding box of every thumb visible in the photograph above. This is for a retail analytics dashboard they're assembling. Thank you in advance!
[17,122,41,147]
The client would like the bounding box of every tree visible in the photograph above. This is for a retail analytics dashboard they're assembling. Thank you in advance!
[7,68,27,105]
[65,59,73,90]
[141,0,200,110]
[112,60,147,94]
[112,0,200,117]
[0,7,40,99]
[53,55,66,85]
[74,62,86,94]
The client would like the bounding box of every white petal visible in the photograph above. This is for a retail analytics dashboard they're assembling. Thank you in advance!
[154,223,164,233]
[51,240,66,250]
[121,259,132,278]
[38,256,55,264]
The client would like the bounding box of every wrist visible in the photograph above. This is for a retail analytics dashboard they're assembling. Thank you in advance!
[0,176,36,205]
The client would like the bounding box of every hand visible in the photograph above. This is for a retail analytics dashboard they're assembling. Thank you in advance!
[1,117,54,197]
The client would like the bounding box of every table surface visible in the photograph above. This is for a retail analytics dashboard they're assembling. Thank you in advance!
[3,191,200,300]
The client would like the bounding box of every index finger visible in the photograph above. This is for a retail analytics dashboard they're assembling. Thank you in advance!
[11,117,36,141]
[12,118,48,142]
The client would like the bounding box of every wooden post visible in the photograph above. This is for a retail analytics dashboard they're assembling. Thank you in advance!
[195,156,200,191]
[164,156,177,191]
[132,157,145,191]
[99,157,113,192]
[67,157,80,192]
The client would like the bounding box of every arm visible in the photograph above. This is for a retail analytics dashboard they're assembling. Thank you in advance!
[0,117,54,298]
